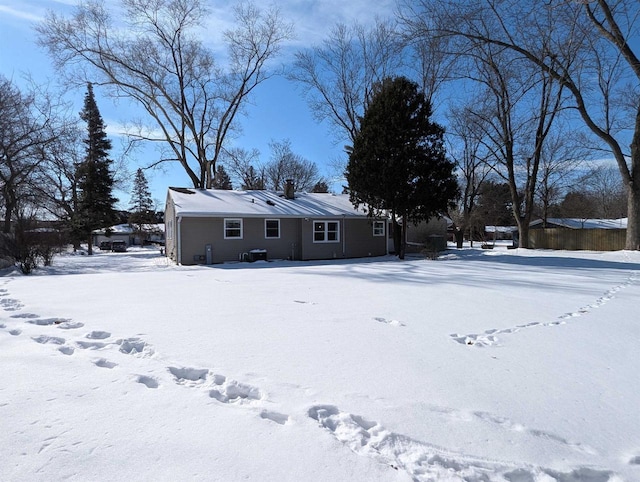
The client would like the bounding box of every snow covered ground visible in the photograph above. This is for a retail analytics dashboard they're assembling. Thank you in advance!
[1,246,639,481]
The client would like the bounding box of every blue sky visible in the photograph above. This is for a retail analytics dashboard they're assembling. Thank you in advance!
[0,0,396,210]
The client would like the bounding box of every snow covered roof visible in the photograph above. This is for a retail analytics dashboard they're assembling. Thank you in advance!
[167,188,379,219]
[485,225,518,233]
[93,223,165,235]
[530,218,628,229]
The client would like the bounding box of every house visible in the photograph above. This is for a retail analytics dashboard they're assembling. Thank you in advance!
[164,185,389,265]
[92,223,165,248]
[528,218,627,251]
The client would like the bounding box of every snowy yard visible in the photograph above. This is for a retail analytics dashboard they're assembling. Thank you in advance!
[1,246,639,481]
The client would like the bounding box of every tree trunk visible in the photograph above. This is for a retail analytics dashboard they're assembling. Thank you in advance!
[392,216,404,259]
[398,213,408,260]
[518,218,530,249]
[627,180,640,250]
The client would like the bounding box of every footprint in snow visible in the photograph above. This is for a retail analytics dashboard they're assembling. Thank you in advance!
[136,375,159,389]
[56,321,84,330]
[452,272,640,348]
[308,405,615,481]
[208,375,263,404]
[26,317,70,326]
[472,410,596,455]
[373,317,405,327]
[58,346,75,356]
[32,335,66,345]
[11,313,39,319]
[260,410,289,425]
[168,366,209,385]
[117,337,154,357]
[168,367,269,411]
[1,298,24,311]
[94,358,117,369]
[86,330,111,340]
[76,340,109,350]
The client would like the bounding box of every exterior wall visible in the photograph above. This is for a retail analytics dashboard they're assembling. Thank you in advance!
[344,218,387,258]
[178,217,303,265]
[299,217,387,261]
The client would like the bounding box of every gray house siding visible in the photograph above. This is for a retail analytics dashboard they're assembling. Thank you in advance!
[299,218,386,261]
[175,217,304,264]
[344,218,387,258]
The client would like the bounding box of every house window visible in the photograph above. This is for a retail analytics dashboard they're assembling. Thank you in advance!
[373,220,385,236]
[265,219,280,239]
[224,218,243,239]
[313,220,339,243]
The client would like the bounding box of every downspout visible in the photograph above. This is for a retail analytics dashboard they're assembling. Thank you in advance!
[342,215,346,258]
[177,216,183,265]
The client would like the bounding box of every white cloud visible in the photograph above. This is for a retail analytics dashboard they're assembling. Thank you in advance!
[0,4,43,22]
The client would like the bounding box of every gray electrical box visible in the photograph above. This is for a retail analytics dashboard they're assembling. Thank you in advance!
[205,244,212,264]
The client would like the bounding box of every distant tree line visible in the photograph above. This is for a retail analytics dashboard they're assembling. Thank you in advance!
[220,139,328,193]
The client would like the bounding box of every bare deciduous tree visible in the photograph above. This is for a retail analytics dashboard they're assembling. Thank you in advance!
[447,101,494,246]
[0,76,64,233]
[402,0,640,249]
[290,19,403,146]
[535,127,589,225]
[221,147,265,190]
[37,0,293,189]
[265,139,321,192]
[583,164,628,219]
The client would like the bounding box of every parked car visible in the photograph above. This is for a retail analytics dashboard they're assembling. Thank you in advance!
[99,241,112,251]
[111,240,127,252]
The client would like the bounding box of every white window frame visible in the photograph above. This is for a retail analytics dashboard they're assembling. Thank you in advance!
[313,220,340,243]
[224,218,243,239]
[372,220,385,237]
[265,219,280,239]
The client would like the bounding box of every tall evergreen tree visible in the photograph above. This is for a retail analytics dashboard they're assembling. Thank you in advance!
[129,167,155,225]
[76,83,117,255]
[212,165,233,190]
[346,76,459,259]
[128,168,155,246]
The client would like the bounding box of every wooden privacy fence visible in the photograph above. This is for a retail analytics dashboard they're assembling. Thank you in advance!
[529,228,627,251]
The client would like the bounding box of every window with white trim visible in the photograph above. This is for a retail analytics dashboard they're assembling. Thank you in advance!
[313,220,339,243]
[265,219,280,239]
[224,218,243,239]
[373,220,385,236]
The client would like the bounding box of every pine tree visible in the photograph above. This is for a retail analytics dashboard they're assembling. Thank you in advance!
[128,168,155,244]
[212,165,233,190]
[76,83,118,255]
[346,76,459,259]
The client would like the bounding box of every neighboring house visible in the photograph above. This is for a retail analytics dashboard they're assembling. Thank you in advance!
[92,223,165,248]
[164,185,389,265]
[529,218,627,251]
[398,216,450,253]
